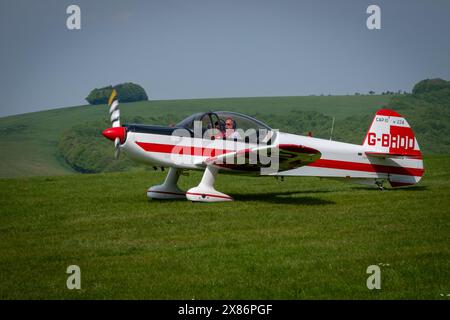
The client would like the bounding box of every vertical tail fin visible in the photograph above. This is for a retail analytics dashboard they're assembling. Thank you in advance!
[362,109,421,157]
[363,109,424,187]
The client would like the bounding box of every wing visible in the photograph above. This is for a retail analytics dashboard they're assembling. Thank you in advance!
[197,144,321,173]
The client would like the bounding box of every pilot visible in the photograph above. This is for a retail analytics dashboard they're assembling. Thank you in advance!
[224,117,242,140]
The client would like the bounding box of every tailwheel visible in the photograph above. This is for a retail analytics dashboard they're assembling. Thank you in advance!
[375,180,385,191]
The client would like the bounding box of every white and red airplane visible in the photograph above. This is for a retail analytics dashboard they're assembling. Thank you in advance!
[102,90,424,202]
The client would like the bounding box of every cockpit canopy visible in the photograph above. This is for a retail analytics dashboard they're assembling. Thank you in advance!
[176,111,273,142]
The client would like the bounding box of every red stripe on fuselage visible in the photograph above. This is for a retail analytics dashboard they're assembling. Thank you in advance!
[307,159,424,177]
[136,142,233,157]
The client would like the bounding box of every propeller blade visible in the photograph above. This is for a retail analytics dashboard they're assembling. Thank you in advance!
[108,89,120,127]
[114,137,121,159]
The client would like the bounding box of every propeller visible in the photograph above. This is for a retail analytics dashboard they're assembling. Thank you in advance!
[103,89,125,159]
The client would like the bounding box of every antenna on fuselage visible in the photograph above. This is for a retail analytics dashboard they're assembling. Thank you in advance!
[329,117,335,141]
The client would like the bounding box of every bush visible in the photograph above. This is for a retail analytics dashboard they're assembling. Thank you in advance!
[85,86,114,105]
[58,114,182,173]
[412,78,450,95]
[86,82,148,105]
[114,82,148,103]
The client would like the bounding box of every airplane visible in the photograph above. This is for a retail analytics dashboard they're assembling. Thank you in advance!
[102,90,424,202]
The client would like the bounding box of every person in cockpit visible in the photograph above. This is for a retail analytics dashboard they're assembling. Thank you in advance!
[224,117,242,140]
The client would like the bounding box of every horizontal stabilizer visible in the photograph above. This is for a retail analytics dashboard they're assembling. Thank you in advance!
[365,151,422,159]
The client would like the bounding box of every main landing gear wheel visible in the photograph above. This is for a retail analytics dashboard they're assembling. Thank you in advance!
[147,167,186,200]
[186,166,233,202]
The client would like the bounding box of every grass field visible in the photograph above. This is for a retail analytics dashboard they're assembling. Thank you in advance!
[1,155,449,299]
[0,95,389,178]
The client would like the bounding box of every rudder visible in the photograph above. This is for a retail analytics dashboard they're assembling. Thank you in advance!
[362,109,421,157]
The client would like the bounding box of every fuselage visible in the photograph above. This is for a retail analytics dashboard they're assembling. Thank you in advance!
[118,124,424,187]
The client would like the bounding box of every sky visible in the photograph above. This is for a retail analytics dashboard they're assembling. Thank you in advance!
[1,0,450,117]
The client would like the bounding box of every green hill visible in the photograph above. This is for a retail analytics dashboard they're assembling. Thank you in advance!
[0,95,390,178]
[387,88,450,153]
